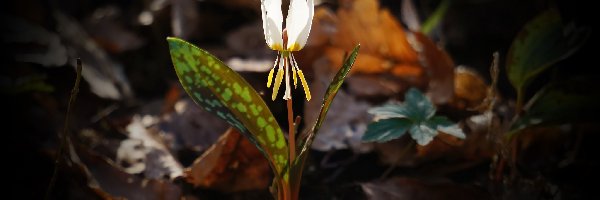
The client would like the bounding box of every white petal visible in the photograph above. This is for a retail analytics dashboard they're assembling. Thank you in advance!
[285,0,313,51]
[261,0,284,50]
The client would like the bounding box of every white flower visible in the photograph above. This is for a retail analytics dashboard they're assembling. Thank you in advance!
[262,0,314,101]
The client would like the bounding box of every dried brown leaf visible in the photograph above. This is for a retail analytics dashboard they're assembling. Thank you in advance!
[184,128,271,192]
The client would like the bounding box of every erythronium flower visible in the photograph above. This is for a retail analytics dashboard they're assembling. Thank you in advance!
[262,0,314,101]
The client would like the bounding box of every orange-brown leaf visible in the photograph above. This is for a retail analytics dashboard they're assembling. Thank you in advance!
[184,128,270,192]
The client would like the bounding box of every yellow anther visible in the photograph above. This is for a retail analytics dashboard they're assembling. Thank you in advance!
[292,64,298,88]
[272,68,284,100]
[298,70,311,101]
[267,67,275,88]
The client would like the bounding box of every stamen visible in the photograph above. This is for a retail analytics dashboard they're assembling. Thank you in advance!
[272,57,285,100]
[291,54,298,88]
[298,70,311,101]
[267,55,279,88]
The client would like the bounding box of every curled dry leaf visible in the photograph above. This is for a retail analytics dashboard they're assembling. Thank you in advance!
[54,11,134,100]
[409,32,455,104]
[317,0,456,103]
[171,0,199,39]
[161,98,230,152]
[327,0,421,76]
[452,66,488,110]
[85,6,144,53]
[120,115,183,179]
[184,128,271,192]
[68,137,182,199]
[0,15,68,67]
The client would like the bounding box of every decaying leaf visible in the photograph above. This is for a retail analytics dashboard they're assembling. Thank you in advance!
[452,66,488,110]
[326,0,421,76]
[67,137,181,199]
[319,0,455,103]
[161,98,230,152]
[184,128,271,192]
[117,115,184,179]
[171,0,200,39]
[85,6,144,53]
[409,32,455,104]
[361,177,489,200]
[0,15,68,67]
[55,11,134,100]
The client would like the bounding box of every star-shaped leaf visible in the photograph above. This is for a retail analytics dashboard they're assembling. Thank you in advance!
[362,88,465,146]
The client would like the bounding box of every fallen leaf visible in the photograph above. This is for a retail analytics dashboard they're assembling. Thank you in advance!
[70,138,182,199]
[85,6,144,53]
[326,0,421,76]
[171,0,199,39]
[410,32,455,104]
[54,11,134,100]
[119,115,184,179]
[319,0,455,103]
[452,66,488,110]
[184,128,271,192]
[1,14,68,67]
[161,98,230,152]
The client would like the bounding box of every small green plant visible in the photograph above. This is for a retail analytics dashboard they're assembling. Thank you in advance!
[167,26,358,200]
[362,88,465,145]
[167,1,359,199]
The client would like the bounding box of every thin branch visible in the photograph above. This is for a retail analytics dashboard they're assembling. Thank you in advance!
[45,58,82,200]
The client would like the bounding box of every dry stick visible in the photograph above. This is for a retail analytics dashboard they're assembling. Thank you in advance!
[380,140,415,180]
[45,59,83,200]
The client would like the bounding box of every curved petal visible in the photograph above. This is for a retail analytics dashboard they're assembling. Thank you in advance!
[285,0,314,51]
[261,0,284,50]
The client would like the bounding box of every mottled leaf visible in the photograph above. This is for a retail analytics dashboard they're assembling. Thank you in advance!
[291,44,360,198]
[506,9,589,94]
[167,37,288,176]
[362,118,412,142]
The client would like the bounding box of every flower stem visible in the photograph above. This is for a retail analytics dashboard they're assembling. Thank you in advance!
[287,98,296,163]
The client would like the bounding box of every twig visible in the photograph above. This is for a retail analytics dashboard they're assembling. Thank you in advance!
[45,59,83,200]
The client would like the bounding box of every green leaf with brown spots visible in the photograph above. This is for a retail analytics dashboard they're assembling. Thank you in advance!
[167,37,288,177]
[289,44,360,197]
[506,9,589,96]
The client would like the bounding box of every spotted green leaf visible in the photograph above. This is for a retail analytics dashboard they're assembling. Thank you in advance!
[167,37,288,176]
[289,44,360,197]
[506,9,588,95]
